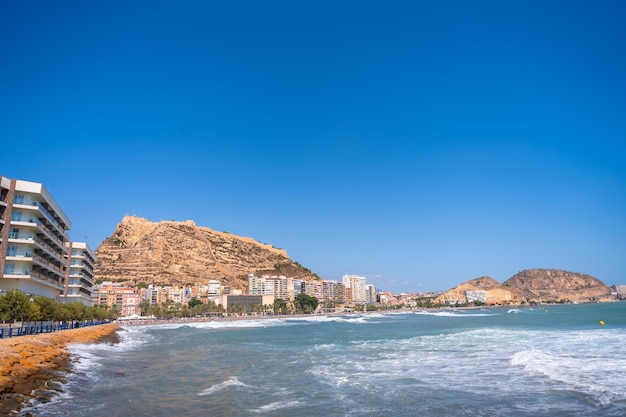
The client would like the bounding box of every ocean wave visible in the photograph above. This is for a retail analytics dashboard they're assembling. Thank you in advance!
[413,310,500,317]
[140,318,291,331]
[252,400,304,413]
[511,348,626,404]
[285,314,378,324]
[198,376,252,396]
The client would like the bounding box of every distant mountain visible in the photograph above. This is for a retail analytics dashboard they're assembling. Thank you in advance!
[436,269,614,305]
[94,216,318,289]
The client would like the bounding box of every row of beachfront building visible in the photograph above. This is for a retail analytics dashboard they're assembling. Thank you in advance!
[95,274,382,317]
[0,175,390,316]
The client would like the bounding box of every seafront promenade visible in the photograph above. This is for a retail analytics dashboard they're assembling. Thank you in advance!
[0,319,110,339]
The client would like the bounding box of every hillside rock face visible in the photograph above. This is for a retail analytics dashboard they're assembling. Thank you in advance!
[94,216,317,288]
[503,269,613,303]
[436,269,614,305]
[435,276,522,305]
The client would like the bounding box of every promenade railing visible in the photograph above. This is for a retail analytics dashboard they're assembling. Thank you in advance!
[0,320,110,339]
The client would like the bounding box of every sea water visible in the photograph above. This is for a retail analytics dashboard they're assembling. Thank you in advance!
[24,302,626,416]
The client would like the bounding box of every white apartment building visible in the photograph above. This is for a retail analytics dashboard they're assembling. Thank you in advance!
[59,241,96,306]
[207,279,221,296]
[0,176,72,299]
[343,274,367,303]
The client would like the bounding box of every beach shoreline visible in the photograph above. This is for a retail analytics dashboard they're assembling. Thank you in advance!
[0,323,120,415]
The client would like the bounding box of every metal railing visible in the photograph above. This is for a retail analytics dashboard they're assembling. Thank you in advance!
[0,320,111,339]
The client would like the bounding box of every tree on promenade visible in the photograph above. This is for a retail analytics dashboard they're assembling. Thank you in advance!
[0,289,37,321]
[294,294,318,314]
[0,289,116,322]
[33,296,58,320]
[274,298,287,314]
[188,298,203,308]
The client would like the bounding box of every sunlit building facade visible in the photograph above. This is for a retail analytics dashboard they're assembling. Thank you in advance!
[59,241,96,306]
[0,176,71,299]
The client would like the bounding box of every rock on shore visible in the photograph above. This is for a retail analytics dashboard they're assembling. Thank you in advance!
[0,323,120,414]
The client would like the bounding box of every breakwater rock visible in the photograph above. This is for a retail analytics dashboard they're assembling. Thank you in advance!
[0,323,120,415]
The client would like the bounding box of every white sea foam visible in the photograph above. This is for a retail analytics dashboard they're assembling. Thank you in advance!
[511,346,626,403]
[144,318,292,330]
[285,314,380,324]
[252,400,304,413]
[198,376,252,396]
[413,310,500,317]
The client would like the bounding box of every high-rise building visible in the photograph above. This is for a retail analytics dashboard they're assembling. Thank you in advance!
[365,284,377,304]
[1,176,72,299]
[343,274,367,303]
[59,241,96,306]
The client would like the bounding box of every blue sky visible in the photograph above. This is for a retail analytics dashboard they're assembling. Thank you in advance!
[1,1,625,292]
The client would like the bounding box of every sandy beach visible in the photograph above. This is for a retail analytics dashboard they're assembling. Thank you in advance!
[0,323,120,415]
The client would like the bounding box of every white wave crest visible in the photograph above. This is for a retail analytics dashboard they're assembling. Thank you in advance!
[198,376,252,396]
[252,400,304,413]
[511,349,626,404]
[413,310,500,317]
[145,318,291,330]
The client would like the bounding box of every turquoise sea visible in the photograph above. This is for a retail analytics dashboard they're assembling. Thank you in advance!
[25,302,626,416]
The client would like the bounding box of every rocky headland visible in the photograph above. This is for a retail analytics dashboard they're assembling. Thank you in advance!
[0,324,120,415]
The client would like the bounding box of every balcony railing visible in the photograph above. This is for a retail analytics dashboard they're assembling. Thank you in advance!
[13,197,68,239]
[3,267,31,276]
[30,270,64,289]
[33,253,64,274]
[28,200,63,231]
[8,232,35,240]
[6,251,33,258]
[35,236,64,260]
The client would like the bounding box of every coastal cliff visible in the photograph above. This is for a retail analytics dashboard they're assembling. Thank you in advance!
[95,216,319,288]
[436,269,614,305]
[0,324,120,413]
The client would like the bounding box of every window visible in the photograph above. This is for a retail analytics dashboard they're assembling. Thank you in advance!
[13,194,24,204]
[6,246,17,256]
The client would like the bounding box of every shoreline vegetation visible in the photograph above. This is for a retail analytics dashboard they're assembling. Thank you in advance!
[0,323,120,416]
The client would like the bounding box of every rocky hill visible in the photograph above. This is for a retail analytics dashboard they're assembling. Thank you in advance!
[503,269,613,303]
[436,269,614,305]
[94,216,318,289]
[435,276,521,305]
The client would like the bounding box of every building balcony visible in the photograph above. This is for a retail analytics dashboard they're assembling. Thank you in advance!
[5,251,34,259]
[8,232,35,241]
[33,253,64,275]
[35,237,65,260]
[2,269,64,290]
[13,198,66,234]
[15,218,65,250]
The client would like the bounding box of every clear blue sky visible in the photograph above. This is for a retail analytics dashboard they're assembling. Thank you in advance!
[2,1,625,292]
